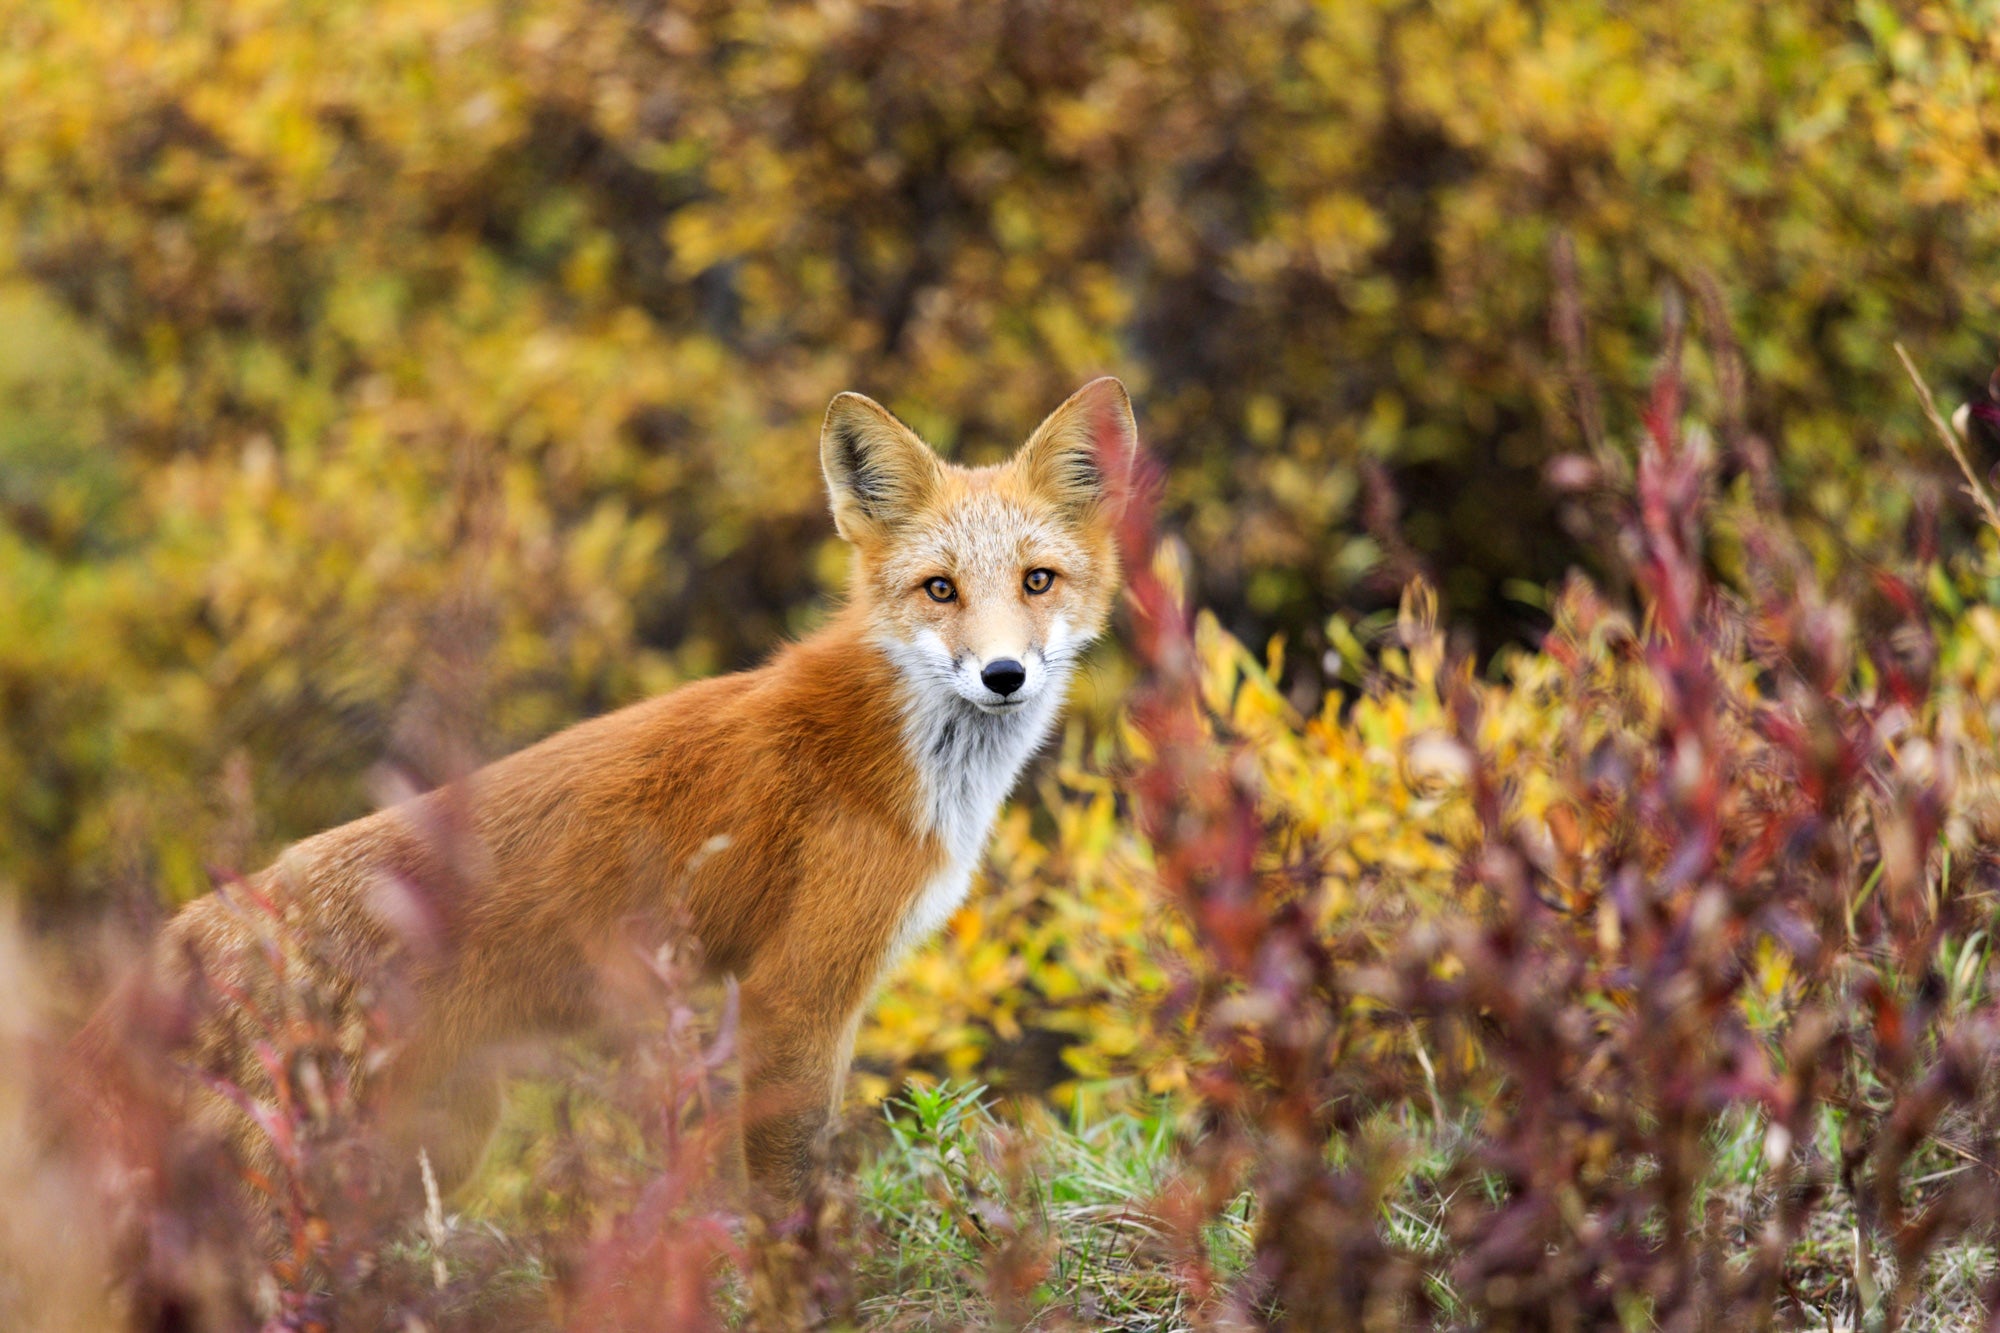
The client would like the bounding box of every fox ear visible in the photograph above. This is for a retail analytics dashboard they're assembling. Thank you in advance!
[1015,377,1137,519]
[820,392,944,541]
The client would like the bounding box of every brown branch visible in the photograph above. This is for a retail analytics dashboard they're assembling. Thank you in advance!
[1895,341,2000,535]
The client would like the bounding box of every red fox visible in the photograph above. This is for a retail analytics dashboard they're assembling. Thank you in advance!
[143,377,1138,1207]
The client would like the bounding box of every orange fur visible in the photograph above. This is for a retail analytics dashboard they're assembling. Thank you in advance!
[147,378,1138,1207]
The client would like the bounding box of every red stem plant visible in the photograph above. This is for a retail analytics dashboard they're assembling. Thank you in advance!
[35,834,753,1330]
[1113,320,2000,1330]
[1111,404,1427,1327]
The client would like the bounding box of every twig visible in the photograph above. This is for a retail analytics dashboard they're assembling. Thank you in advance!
[1895,341,2000,534]
[419,1147,449,1290]
[1925,1135,2000,1179]
[1549,231,1606,459]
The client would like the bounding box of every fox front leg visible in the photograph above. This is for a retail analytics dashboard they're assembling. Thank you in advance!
[736,975,867,1213]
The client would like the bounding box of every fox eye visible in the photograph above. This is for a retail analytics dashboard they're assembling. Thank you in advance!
[1023,568,1056,595]
[924,576,957,603]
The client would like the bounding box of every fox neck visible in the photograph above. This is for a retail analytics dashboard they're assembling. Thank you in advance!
[873,638,1063,961]
[888,658,1063,867]
[837,597,1060,862]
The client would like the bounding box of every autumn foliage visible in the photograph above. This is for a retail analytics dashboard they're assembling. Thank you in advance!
[5,0,2000,907]
[7,0,2000,1328]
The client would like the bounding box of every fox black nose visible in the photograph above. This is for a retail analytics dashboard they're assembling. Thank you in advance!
[981,659,1027,697]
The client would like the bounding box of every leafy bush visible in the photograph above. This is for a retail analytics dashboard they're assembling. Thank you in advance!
[4,0,1999,905]
[1081,331,2000,1326]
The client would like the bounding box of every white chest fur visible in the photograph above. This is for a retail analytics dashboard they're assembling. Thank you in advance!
[892,859,981,961]
[887,682,1063,959]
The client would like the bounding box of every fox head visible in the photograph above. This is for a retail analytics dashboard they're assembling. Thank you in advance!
[820,377,1137,722]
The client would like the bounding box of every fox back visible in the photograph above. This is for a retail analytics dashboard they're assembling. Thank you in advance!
[140,377,1138,1207]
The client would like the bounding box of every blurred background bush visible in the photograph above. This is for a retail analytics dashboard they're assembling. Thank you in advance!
[1,0,1994,936]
